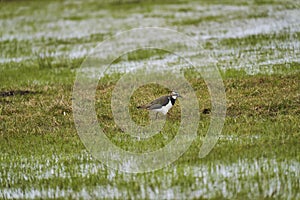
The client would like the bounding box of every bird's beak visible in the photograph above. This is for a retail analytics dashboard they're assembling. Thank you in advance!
[178,94,183,98]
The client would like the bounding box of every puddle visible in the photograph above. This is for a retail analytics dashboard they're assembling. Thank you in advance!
[1,1,299,74]
[1,152,299,199]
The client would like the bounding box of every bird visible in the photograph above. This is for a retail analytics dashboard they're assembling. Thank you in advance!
[137,91,182,118]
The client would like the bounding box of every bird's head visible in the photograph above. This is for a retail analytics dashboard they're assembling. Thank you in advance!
[170,91,182,99]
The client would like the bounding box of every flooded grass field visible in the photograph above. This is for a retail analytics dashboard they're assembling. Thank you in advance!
[0,0,300,199]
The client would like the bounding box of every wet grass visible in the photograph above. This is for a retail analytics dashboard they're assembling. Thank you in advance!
[113,49,169,63]
[1,0,300,199]
[1,59,299,198]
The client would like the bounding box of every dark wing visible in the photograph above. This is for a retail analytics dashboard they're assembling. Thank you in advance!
[137,95,169,109]
[147,103,162,110]
[150,95,170,106]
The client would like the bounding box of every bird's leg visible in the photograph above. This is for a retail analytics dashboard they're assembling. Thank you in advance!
[155,112,158,120]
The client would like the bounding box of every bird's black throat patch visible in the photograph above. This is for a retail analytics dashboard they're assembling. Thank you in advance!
[170,96,176,105]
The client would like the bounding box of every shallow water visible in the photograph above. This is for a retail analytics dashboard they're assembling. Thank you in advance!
[1,0,299,74]
[1,151,299,199]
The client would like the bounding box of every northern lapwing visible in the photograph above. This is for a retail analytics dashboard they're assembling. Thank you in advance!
[137,91,182,118]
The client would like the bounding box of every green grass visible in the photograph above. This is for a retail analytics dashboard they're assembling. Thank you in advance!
[1,0,300,198]
[172,15,223,26]
[113,49,169,63]
[1,59,299,198]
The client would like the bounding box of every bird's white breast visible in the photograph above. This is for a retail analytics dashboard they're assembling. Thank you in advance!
[154,100,173,115]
